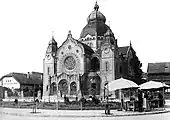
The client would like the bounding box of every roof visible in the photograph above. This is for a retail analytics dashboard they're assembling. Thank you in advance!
[0,72,43,85]
[147,62,170,74]
[76,40,94,55]
[118,46,129,55]
[80,21,113,38]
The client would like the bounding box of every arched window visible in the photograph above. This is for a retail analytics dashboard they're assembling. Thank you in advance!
[70,82,77,95]
[46,85,48,91]
[50,82,57,95]
[105,61,109,72]
[91,57,100,72]
[90,43,93,47]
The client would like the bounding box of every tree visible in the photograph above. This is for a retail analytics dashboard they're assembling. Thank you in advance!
[127,48,143,85]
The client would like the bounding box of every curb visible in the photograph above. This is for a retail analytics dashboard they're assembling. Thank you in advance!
[1,110,170,118]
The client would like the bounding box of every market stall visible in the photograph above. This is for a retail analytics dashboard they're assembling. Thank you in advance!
[139,81,170,110]
[107,78,139,111]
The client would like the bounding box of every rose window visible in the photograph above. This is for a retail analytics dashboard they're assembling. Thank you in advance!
[64,56,76,70]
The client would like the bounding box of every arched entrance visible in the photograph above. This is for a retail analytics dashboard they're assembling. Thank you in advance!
[70,82,77,95]
[88,72,101,96]
[58,79,68,97]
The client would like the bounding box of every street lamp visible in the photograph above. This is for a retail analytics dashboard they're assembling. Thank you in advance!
[32,83,36,113]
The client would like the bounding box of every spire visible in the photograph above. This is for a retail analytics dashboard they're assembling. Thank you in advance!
[94,1,99,11]
[52,30,54,40]
[130,40,132,47]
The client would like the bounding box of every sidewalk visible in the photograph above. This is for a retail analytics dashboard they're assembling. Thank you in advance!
[0,100,170,117]
[1,107,170,117]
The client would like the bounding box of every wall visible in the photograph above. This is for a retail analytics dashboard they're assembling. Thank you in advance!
[1,77,20,89]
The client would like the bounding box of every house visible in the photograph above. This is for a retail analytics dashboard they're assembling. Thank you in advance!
[0,72,43,100]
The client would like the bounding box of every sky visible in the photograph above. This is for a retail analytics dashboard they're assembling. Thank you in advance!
[0,0,170,77]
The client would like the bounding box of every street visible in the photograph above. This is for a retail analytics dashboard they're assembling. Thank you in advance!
[1,112,170,120]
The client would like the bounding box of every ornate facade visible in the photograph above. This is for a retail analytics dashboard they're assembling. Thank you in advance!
[42,2,142,102]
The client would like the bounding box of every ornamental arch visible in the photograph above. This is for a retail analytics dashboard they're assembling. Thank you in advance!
[58,79,68,96]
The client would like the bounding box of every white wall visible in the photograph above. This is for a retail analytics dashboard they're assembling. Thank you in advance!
[2,77,20,89]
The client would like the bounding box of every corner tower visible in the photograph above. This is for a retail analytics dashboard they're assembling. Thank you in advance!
[43,36,58,101]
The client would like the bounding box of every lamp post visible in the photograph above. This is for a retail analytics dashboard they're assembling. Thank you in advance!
[32,83,36,113]
[104,75,110,115]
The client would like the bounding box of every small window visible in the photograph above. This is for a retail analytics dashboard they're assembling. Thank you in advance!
[120,66,122,74]
[46,85,48,91]
[68,45,71,49]
[47,67,50,75]
[105,61,109,72]
[90,43,93,47]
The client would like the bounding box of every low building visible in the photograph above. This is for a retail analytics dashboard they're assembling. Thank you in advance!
[0,72,43,100]
[0,86,4,100]
[147,62,170,85]
[147,62,170,98]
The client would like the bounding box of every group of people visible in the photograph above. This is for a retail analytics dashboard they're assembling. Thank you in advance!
[119,89,164,112]
[138,90,164,112]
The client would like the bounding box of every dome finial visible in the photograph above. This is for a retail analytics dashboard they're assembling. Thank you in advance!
[94,1,99,11]
[68,30,72,38]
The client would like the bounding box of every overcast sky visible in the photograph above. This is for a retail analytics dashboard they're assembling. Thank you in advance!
[0,0,170,77]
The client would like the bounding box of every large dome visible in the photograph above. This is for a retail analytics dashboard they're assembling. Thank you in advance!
[80,2,114,38]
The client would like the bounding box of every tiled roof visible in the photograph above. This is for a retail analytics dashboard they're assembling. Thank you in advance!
[147,62,170,74]
[0,72,43,85]
[118,46,129,55]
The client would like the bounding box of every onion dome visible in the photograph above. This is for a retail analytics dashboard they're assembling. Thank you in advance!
[87,2,106,23]
[46,36,58,55]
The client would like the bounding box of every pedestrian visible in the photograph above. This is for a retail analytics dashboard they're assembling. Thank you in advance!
[158,92,163,107]
[143,92,148,111]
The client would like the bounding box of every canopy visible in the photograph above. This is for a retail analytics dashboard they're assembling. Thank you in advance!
[139,81,170,89]
[107,78,139,91]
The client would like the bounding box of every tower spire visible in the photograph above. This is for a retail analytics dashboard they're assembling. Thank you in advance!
[52,30,54,39]
[130,40,132,47]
